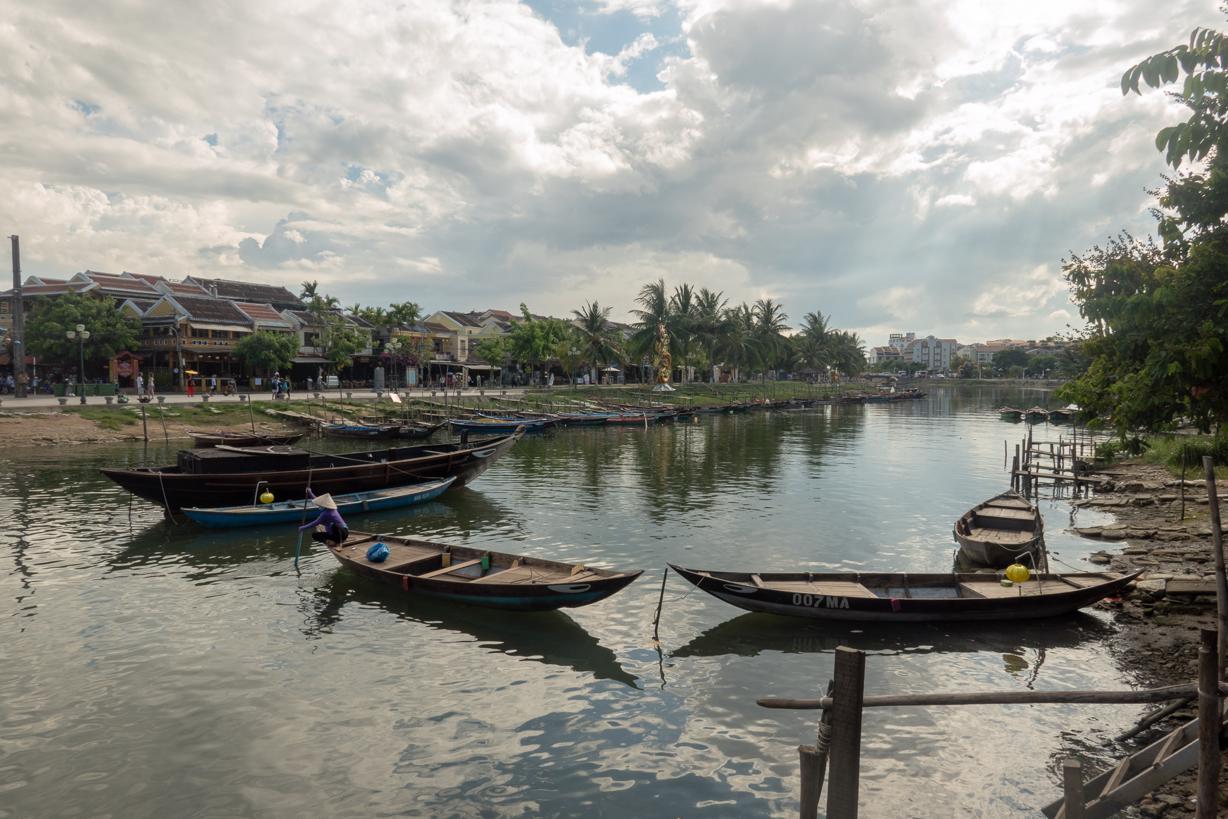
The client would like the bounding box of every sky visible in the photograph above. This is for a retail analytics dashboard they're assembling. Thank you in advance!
[0,0,1222,346]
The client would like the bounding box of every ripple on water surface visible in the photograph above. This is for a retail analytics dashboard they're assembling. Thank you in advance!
[0,385,1139,816]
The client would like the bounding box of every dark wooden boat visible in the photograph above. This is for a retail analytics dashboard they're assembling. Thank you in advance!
[953,490,1044,567]
[997,407,1025,421]
[1025,406,1049,422]
[189,430,304,448]
[100,432,521,511]
[320,421,400,439]
[328,531,642,611]
[668,564,1140,622]
[395,420,447,439]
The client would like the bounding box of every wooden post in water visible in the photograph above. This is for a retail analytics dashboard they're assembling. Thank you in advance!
[140,403,149,442]
[1062,759,1085,819]
[1196,628,1220,819]
[1204,457,1227,676]
[826,647,866,819]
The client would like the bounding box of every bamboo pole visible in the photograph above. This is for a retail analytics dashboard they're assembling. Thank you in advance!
[1197,628,1220,819]
[758,683,1198,710]
[1205,457,1227,677]
[826,647,865,818]
[1062,759,1085,819]
[651,568,667,645]
[140,403,149,442]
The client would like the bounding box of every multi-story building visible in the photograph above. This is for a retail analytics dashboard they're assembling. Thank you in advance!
[888,332,915,350]
[905,335,958,371]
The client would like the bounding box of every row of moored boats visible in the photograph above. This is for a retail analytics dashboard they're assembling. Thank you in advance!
[111,410,1133,622]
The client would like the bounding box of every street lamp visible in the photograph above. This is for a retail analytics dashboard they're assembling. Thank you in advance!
[65,323,90,404]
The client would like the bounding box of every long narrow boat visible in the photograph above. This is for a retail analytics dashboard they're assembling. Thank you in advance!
[954,490,1044,567]
[328,531,642,611]
[448,417,549,433]
[1025,406,1049,422]
[100,432,520,511]
[668,565,1140,622]
[181,477,455,528]
[605,413,662,425]
[189,430,304,448]
[320,421,400,439]
[997,407,1025,421]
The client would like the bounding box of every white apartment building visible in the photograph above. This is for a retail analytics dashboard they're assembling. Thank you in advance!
[906,335,958,371]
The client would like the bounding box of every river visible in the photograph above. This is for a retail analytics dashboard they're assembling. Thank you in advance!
[0,384,1132,817]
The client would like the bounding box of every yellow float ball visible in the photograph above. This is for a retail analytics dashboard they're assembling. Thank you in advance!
[259,490,275,504]
[1005,563,1030,584]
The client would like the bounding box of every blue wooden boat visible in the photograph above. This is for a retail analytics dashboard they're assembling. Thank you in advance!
[181,477,456,528]
[449,417,550,433]
[329,531,642,611]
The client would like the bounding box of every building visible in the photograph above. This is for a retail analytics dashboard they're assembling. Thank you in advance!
[905,335,958,371]
[867,346,904,366]
[888,332,915,350]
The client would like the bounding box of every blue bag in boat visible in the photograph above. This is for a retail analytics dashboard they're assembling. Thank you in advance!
[366,542,390,563]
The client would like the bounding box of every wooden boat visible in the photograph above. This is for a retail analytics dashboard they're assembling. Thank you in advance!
[605,413,659,425]
[328,531,642,611]
[953,490,1045,567]
[100,432,520,511]
[189,430,304,448]
[1025,406,1049,422]
[395,420,447,439]
[181,477,455,528]
[320,421,400,439]
[448,417,550,433]
[997,407,1025,421]
[668,564,1140,622]
[1046,406,1073,423]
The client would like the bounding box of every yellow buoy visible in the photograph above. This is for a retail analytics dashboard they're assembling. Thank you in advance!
[259,490,275,504]
[1005,563,1030,584]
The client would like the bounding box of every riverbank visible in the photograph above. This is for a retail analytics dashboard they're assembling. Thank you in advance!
[0,402,302,446]
[1072,460,1228,816]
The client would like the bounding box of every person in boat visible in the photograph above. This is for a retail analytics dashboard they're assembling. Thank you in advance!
[298,490,349,546]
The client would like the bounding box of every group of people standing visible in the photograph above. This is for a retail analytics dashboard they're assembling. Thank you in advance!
[270,373,291,401]
[133,373,156,399]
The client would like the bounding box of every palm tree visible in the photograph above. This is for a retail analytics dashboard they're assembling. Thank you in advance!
[693,288,728,382]
[299,280,320,302]
[668,283,698,383]
[829,331,867,377]
[572,301,623,383]
[388,302,422,328]
[630,278,671,381]
[752,298,790,375]
[717,303,757,382]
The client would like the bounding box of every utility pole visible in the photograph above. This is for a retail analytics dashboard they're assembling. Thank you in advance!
[9,236,26,397]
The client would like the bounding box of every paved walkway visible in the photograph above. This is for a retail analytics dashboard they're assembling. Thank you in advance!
[0,387,538,410]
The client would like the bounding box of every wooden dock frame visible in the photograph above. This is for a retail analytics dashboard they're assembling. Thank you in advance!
[758,631,1227,818]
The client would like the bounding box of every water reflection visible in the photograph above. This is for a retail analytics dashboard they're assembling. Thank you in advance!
[671,611,1115,661]
[305,569,639,687]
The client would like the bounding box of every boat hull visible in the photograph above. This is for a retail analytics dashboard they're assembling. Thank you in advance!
[191,432,304,448]
[953,489,1045,568]
[101,433,519,511]
[669,565,1140,623]
[182,478,455,528]
[329,534,641,611]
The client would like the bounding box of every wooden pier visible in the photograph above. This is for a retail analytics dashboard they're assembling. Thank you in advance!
[1009,424,1106,497]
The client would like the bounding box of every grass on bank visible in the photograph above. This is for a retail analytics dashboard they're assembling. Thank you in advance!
[1119,433,1228,478]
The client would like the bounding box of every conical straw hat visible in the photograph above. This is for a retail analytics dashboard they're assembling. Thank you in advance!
[313,493,337,510]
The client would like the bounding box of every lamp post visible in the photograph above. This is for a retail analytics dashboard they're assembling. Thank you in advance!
[65,323,90,404]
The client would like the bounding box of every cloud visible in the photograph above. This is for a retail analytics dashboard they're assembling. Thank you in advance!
[0,0,1222,347]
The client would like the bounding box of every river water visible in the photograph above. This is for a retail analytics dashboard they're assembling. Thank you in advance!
[1,384,1133,817]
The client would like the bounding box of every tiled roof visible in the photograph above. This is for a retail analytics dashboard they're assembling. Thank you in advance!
[183,276,303,308]
[440,310,482,327]
[235,302,293,327]
[0,281,94,298]
[75,271,160,296]
[172,295,251,324]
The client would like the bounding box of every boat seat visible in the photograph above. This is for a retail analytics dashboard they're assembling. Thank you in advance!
[470,566,544,584]
[416,558,483,579]
[764,580,878,599]
[966,527,1034,544]
[750,574,765,588]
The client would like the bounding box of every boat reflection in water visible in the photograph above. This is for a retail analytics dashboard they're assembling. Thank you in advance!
[671,610,1115,677]
[304,570,639,688]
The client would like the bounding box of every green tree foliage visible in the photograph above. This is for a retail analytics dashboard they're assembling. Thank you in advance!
[1059,19,1228,435]
[233,331,298,375]
[26,293,139,369]
[693,288,728,379]
[571,301,623,379]
[473,337,510,384]
[827,331,866,376]
[992,348,1030,371]
[508,304,570,372]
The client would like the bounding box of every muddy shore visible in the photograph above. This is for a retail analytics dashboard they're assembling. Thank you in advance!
[1072,461,1228,817]
[0,406,300,446]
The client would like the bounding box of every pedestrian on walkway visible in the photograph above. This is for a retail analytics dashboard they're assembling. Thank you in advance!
[136,373,144,397]
[147,375,155,398]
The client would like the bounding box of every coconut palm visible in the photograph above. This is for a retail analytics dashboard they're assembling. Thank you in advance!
[630,278,672,377]
[829,331,867,376]
[668,283,698,382]
[718,303,758,382]
[693,288,728,381]
[572,300,623,382]
[752,298,790,373]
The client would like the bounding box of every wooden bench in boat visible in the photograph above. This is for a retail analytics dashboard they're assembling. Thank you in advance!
[975,508,1035,524]
[966,526,1034,544]
[418,558,484,579]
[762,580,879,599]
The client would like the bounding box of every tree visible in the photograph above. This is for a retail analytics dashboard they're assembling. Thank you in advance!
[507,304,570,379]
[387,302,422,328]
[314,311,366,379]
[630,278,672,369]
[693,288,728,381]
[828,331,866,376]
[233,331,298,376]
[473,337,510,386]
[668,283,698,382]
[752,298,790,374]
[718,303,757,382]
[992,348,1030,372]
[571,301,622,383]
[26,293,140,373]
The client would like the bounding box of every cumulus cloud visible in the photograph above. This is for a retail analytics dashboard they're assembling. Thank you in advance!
[0,0,1221,344]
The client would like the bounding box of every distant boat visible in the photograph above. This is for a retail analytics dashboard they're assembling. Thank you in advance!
[1046,404,1079,423]
[953,490,1045,567]
[1025,406,1049,422]
[449,417,550,433]
[328,531,642,611]
[181,477,455,528]
[189,430,304,448]
[997,407,1025,421]
[667,565,1139,622]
